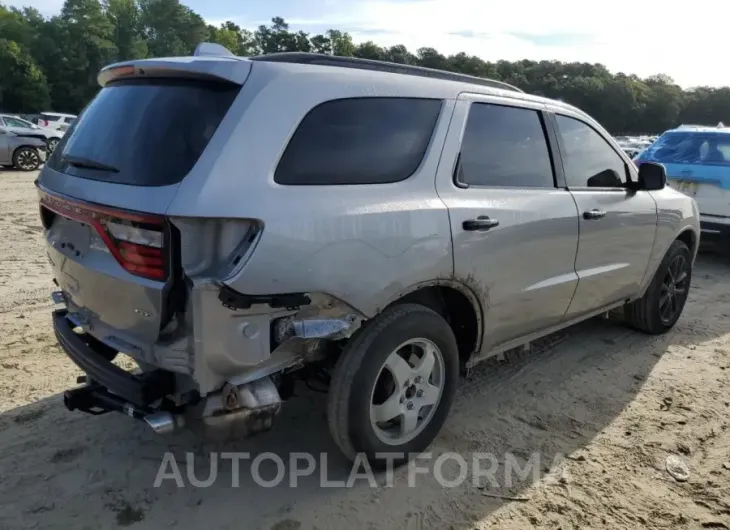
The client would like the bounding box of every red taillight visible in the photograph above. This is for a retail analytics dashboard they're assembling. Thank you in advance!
[117,241,165,280]
[39,191,168,282]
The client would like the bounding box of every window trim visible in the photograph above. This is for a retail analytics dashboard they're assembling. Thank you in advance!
[452,102,560,191]
[549,111,633,192]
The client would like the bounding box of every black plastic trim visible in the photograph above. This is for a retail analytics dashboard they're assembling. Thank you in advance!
[218,284,311,311]
[53,309,174,407]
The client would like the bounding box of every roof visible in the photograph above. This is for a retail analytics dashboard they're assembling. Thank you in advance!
[41,112,76,117]
[671,123,730,133]
[249,52,525,93]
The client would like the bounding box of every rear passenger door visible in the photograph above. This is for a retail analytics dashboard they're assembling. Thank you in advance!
[551,112,657,320]
[436,94,580,352]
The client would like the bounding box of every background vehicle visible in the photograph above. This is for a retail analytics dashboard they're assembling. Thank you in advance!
[635,123,730,242]
[0,114,64,153]
[0,127,46,170]
[38,46,700,467]
[37,112,77,132]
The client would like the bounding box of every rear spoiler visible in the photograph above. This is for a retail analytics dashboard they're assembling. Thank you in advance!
[98,55,252,87]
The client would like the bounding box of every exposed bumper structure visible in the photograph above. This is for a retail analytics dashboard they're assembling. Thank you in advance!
[53,308,174,407]
[54,305,283,438]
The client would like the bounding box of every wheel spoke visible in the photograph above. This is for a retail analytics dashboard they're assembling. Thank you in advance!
[420,383,441,407]
[384,352,413,388]
[400,409,419,436]
[371,393,402,423]
[659,293,670,310]
[675,270,687,286]
[670,293,678,315]
[414,343,437,381]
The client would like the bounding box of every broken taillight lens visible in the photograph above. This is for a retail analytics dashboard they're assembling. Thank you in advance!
[39,191,169,282]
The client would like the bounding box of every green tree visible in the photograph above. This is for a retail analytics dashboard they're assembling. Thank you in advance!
[105,0,148,61]
[0,38,50,112]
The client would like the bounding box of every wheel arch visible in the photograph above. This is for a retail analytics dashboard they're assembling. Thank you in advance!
[379,278,484,369]
[675,226,698,258]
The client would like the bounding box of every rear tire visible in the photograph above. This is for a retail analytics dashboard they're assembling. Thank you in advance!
[327,304,459,469]
[12,147,41,171]
[625,239,692,334]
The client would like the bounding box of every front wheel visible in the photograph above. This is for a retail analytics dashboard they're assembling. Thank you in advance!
[46,138,59,154]
[327,304,459,469]
[12,147,41,171]
[625,239,692,334]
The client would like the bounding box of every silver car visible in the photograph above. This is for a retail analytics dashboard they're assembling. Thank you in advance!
[0,127,46,170]
[0,114,64,154]
[38,44,700,468]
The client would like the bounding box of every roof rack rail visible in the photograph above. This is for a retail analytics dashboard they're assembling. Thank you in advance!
[250,52,524,93]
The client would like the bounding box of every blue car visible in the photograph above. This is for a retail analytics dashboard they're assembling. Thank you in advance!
[635,124,730,241]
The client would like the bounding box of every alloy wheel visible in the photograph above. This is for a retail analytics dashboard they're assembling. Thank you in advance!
[17,149,40,171]
[369,338,445,445]
[659,253,690,325]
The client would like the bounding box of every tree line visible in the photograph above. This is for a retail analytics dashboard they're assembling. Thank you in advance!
[2,0,730,134]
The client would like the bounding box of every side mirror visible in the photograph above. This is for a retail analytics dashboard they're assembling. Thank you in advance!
[637,162,666,190]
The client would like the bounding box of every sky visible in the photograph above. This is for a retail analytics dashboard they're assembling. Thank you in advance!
[10,0,729,88]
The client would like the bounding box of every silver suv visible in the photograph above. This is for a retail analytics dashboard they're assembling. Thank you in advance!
[38,44,699,467]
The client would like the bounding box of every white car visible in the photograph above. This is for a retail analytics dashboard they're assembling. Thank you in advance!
[38,112,77,132]
[0,114,64,154]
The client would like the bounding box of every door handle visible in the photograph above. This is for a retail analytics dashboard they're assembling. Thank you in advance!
[583,209,607,220]
[463,216,500,231]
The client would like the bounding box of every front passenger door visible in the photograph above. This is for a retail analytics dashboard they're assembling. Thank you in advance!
[554,113,658,320]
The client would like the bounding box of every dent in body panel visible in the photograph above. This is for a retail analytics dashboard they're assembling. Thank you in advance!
[172,217,374,394]
[224,201,454,317]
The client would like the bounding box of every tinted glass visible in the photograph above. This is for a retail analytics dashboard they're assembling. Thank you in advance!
[274,98,442,185]
[556,115,628,188]
[41,115,61,122]
[642,131,730,166]
[458,103,554,188]
[47,79,239,186]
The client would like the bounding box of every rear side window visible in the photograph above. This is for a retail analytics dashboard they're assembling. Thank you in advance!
[42,114,61,122]
[274,98,442,185]
[457,103,554,188]
[48,79,240,186]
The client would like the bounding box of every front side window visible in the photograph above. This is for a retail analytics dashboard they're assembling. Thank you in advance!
[556,115,628,188]
[274,97,442,185]
[4,117,31,128]
[457,103,554,188]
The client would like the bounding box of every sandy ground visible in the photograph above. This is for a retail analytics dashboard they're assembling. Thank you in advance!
[0,169,729,530]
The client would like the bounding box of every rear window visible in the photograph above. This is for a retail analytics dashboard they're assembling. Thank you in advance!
[274,97,442,185]
[41,114,61,122]
[48,79,240,186]
[643,131,730,166]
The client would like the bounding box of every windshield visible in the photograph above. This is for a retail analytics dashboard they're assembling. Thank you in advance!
[47,78,239,186]
[642,131,730,166]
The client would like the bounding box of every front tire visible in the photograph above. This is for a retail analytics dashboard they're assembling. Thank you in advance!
[46,138,59,154]
[12,147,41,171]
[625,239,692,334]
[327,304,459,469]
